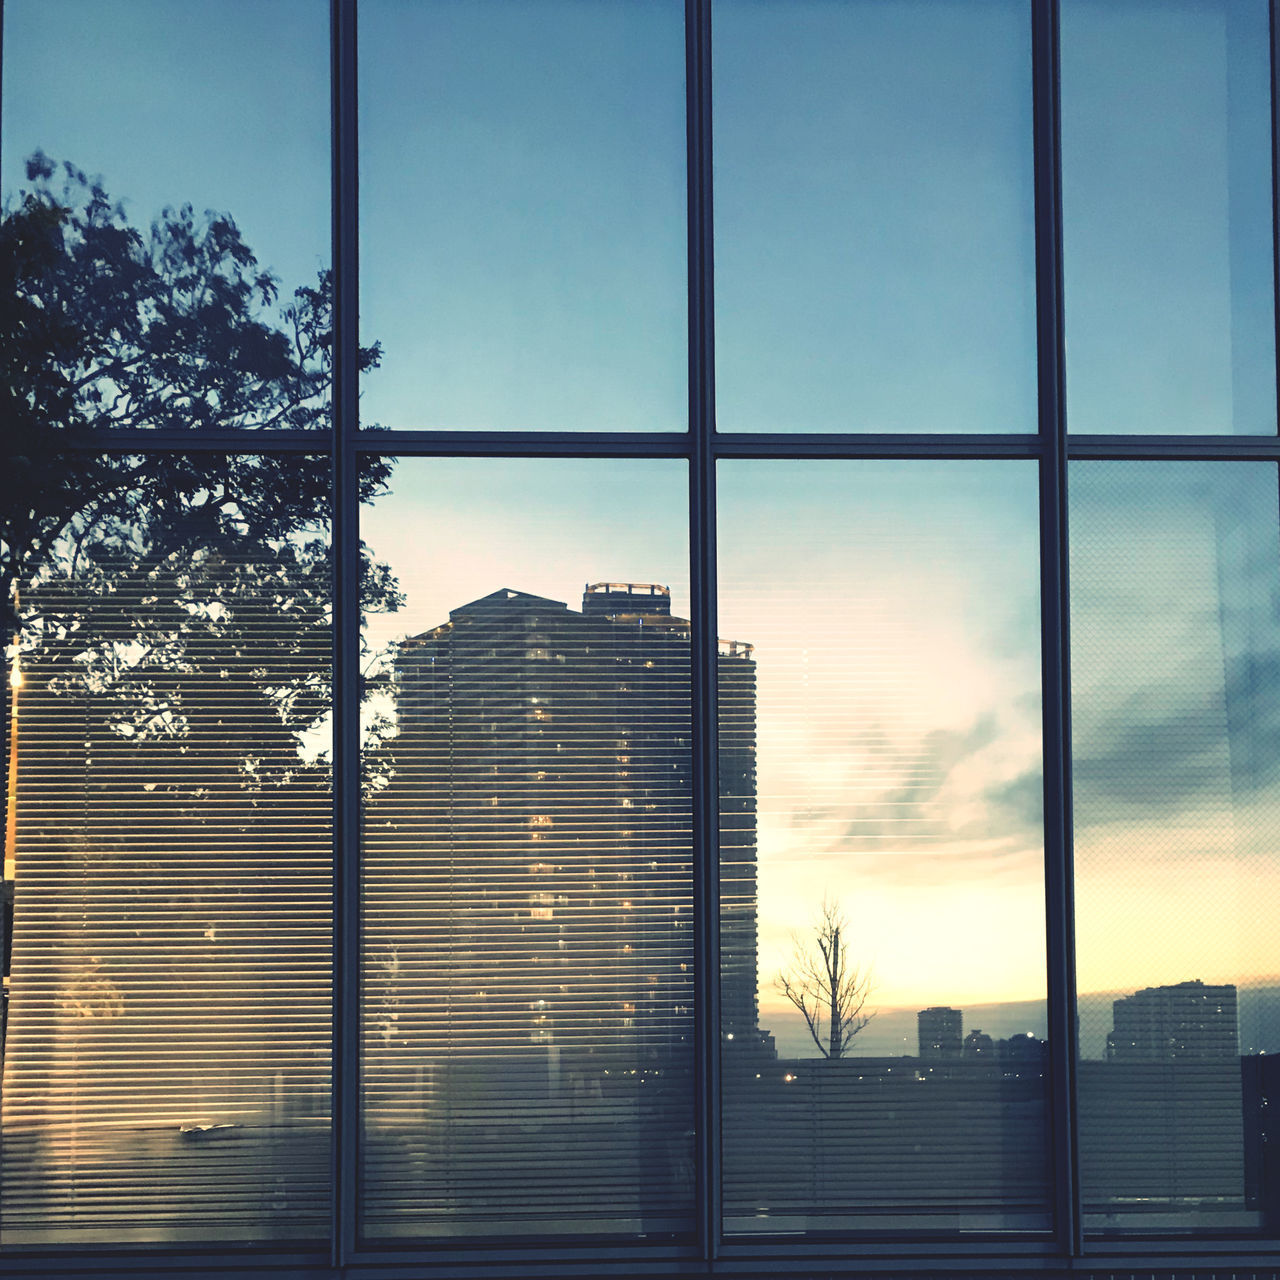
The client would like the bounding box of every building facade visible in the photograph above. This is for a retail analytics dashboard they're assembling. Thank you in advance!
[1106,981,1239,1063]
[918,1006,963,1059]
[361,584,760,1234]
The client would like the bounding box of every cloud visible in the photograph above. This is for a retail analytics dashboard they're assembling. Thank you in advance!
[759,711,1046,890]
[1072,646,1280,821]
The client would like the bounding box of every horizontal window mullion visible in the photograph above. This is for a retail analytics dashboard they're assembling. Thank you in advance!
[712,432,1043,459]
[1067,434,1280,460]
[714,1238,1059,1260]
[353,430,692,458]
[1081,1241,1280,1260]
[346,1241,700,1268]
[58,432,1280,463]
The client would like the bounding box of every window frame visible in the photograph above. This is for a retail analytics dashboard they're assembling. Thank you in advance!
[5,0,1280,1274]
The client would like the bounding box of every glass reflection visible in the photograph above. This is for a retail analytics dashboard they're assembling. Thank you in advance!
[717,461,1049,1232]
[1071,462,1280,1233]
[359,458,695,1238]
[3,155,343,454]
[359,0,687,432]
[1061,0,1276,436]
[713,0,1036,434]
[1,0,330,328]
[1,455,335,1245]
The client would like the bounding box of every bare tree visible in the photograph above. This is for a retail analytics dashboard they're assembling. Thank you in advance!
[776,896,874,1059]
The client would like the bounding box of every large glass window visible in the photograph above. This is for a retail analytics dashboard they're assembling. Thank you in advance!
[359,0,688,433]
[3,0,1279,1274]
[1,455,334,1245]
[713,0,1037,434]
[718,461,1049,1232]
[0,0,332,429]
[1061,0,1276,436]
[1070,462,1280,1235]
[358,458,695,1238]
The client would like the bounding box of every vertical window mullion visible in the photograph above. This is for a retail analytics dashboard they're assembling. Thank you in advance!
[1032,0,1081,1259]
[330,0,361,1266]
[1272,0,1280,429]
[687,0,721,1262]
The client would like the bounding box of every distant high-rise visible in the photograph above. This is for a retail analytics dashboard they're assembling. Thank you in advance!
[1106,980,1239,1062]
[918,1006,963,1058]
[365,582,760,1072]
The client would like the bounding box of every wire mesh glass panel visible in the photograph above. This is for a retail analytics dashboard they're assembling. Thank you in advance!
[359,458,695,1239]
[359,0,687,433]
[1061,0,1276,436]
[713,0,1036,434]
[1071,462,1280,1235]
[0,454,333,1245]
[717,460,1050,1233]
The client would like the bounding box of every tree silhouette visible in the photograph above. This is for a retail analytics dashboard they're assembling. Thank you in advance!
[1,150,389,597]
[1,153,399,795]
[776,895,874,1059]
[0,156,401,1063]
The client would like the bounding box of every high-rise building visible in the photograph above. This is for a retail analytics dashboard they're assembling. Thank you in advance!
[1105,980,1239,1062]
[364,582,761,1079]
[918,1006,963,1058]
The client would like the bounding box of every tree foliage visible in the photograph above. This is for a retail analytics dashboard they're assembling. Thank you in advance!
[776,896,874,1059]
[0,154,401,803]
[1,152,390,612]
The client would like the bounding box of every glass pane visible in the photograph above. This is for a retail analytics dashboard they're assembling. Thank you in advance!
[359,458,694,1238]
[718,461,1050,1232]
[359,0,687,433]
[1,0,332,435]
[713,0,1037,434]
[1,454,333,1245]
[1071,462,1280,1234]
[1061,0,1276,436]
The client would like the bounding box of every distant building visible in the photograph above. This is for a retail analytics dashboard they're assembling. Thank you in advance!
[918,1006,963,1058]
[1106,979,1238,1062]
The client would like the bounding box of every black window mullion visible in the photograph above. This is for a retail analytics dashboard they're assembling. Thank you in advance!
[330,0,361,1266]
[1067,434,1280,461]
[712,432,1041,459]
[687,0,721,1262]
[1032,0,1082,1259]
[349,429,690,457]
[1272,0,1280,431]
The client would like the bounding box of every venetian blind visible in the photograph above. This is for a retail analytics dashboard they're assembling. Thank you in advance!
[361,584,699,1239]
[1,528,332,1246]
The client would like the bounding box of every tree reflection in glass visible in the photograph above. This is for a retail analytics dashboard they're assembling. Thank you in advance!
[0,158,395,1244]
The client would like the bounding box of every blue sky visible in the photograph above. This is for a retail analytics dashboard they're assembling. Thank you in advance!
[6,0,1273,437]
[713,0,1038,434]
[358,0,688,432]
[2,0,331,308]
[1061,0,1275,435]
